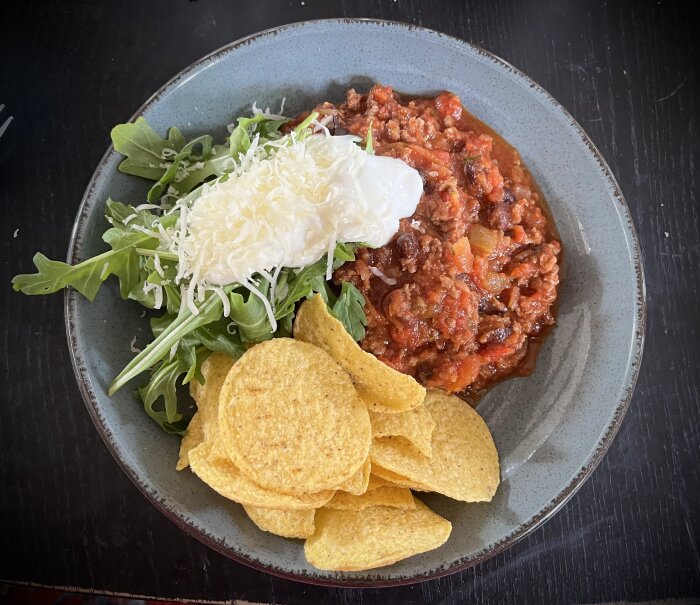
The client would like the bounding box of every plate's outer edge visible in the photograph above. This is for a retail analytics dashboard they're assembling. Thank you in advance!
[64,19,646,588]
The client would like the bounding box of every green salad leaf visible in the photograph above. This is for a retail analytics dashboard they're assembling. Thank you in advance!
[11,228,157,301]
[332,282,368,341]
[230,280,276,343]
[365,120,375,155]
[137,345,211,436]
[229,114,287,158]
[193,318,246,359]
[109,291,225,396]
[273,258,327,320]
[112,114,290,204]
[111,118,186,181]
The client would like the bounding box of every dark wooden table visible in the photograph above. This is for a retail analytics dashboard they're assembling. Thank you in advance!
[2,1,699,603]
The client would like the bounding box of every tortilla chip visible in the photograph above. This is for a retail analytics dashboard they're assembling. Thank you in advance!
[370,389,500,502]
[243,505,315,539]
[219,339,371,495]
[304,496,451,571]
[369,405,435,458]
[294,294,425,412]
[189,442,334,510]
[177,353,236,470]
[337,458,371,495]
[325,486,416,511]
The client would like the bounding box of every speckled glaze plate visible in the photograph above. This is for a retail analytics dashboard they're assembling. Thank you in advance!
[65,20,645,586]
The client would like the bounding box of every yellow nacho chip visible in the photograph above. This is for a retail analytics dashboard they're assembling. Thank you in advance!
[370,389,500,502]
[177,353,236,471]
[369,405,435,458]
[293,294,425,412]
[189,442,334,510]
[243,505,316,539]
[325,485,416,511]
[337,458,371,495]
[219,338,371,495]
[365,474,395,491]
[304,496,452,571]
[370,465,431,491]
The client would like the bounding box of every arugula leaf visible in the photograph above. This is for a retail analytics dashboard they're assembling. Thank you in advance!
[137,355,190,435]
[193,318,246,359]
[102,228,156,299]
[275,313,294,338]
[308,274,337,306]
[113,115,290,202]
[105,199,138,225]
[293,112,319,139]
[111,118,185,181]
[331,282,368,341]
[365,120,375,155]
[145,134,212,201]
[229,114,287,159]
[149,313,173,338]
[109,292,224,395]
[179,335,207,385]
[12,227,157,300]
[13,197,181,302]
[273,258,327,320]
[147,143,231,202]
[230,280,275,343]
[333,242,358,262]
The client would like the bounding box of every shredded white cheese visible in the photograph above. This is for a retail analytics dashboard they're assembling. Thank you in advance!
[129,336,141,353]
[369,266,398,285]
[143,282,163,309]
[153,254,165,279]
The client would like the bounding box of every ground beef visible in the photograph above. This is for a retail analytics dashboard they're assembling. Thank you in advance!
[313,85,561,398]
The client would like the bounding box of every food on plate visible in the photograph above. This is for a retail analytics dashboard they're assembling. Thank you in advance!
[369,465,430,491]
[368,405,436,458]
[294,293,426,413]
[242,505,316,539]
[189,442,335,510]
[13,101,422,434]
[217,338,371,495]
[304,497,452,572]
[177,353,234,470]
[370,389,499,502]
[326,86,561,397]
[337,458,371,496]
[12,83,559,428]
[11,83,560,571]
[365,474,396,491]
[325,485,416,511]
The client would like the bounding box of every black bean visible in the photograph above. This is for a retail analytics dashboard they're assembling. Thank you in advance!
[330,114,349,136]
[396,233,419,259]
[464,160,477,181]
[502,187,516,205]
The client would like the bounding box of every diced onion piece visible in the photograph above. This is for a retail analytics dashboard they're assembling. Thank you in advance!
[481,271,510,294]
[468,225,500,258]
[452,237,473,272]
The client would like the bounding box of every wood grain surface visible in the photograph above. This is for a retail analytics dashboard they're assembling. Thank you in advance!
[1,0,698,603]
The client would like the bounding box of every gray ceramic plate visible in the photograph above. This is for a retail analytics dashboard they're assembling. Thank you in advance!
[65,20,645,586]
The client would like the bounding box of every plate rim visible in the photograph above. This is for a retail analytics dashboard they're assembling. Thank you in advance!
[64,18,646,588]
